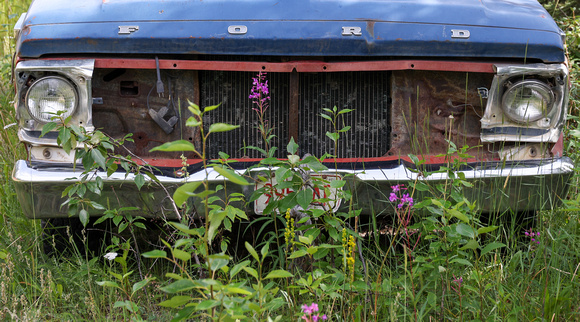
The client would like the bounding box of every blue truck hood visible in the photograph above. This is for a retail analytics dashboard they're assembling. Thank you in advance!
[17,0,565,62]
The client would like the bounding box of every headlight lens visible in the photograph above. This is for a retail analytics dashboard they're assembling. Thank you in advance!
[501,79,554,123]
[25,76,78,122]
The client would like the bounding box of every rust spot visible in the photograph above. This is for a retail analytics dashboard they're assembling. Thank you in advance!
[388,70,495,160]
[395,38,402,41]
[366,21,375,38]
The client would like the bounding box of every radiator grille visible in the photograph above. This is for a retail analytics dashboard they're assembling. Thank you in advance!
[199,71,390,158]
[298,72,390,158]
[200,71,290,158]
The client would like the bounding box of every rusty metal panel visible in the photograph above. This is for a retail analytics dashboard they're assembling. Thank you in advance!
[92,69,198,159]
[388,70,495,159]
[93,58,495,73]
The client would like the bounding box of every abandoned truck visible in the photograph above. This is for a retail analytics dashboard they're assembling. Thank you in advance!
[11,0,573,221]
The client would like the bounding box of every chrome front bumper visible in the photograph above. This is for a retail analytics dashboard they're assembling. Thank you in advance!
[12,157,574,219]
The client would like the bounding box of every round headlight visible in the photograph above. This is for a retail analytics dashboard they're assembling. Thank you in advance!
[25,76,78,123]
[501,79,554,123]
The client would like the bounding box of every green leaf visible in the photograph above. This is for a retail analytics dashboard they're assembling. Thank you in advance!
[79,209,89,227]
[414,182,430,191]
[159,295,192,308]
[204,104,221,113]
[227,287,252,295]
[132,277,154,295]
[208,123,240,133]
[230,260,250,279]
[150,140,198,152]
[112,215,123,226]
[460,239,480,251]
[330,180,345,189]
[197,299,220,310]
[114,300,138,313]
[169,222,203,236]
[40,122,57,137]
[337,108,354,115]
[296,189,313,209]
[135,174,145,190]
[208,254,230,272]
[265,269,293,279]
[450,258,473,267]
[480,242,506,256]
[298,235,313,245]
[173,249,191,262]
[213,166,250,185]
[142,250,167,258]
[91,149,106,169]
[188,102,201,116]
[456,223,476,239]
[477,225,499,235]
[173,181,203,206]
[90,201,105,210]
[448,209,469,223]
[287,137,299,154]
[96,280,121,289]
[326,131,340,142]
[185,117,202,128]
[118,222,129,233]
[307,246,318,255]
[160,279,196,293]
[288,249,308,259]
[208,211,227,243]
[166,273,184,280]
[260,243,269,259]
[243,267,258,280]
[245,242,260,262]
[320,113,333,121]
[288,155,300,164]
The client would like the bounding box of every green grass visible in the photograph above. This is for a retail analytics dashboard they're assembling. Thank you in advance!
[1,1,580,320]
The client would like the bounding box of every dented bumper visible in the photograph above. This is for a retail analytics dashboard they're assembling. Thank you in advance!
[12,157,574,219]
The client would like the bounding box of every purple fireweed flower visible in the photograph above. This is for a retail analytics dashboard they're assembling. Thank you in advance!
[301,303,326,321]
[391,184,401,192]
[524,228,541,245]
[310,303,319,312]
[451,275,463,295]
[389,192,398,202]
[401,193,413,205]
[249,73,269,100]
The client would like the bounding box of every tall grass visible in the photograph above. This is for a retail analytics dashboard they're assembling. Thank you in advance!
[0,0,579,320]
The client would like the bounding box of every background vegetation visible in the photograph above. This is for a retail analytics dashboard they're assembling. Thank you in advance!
[1,1,579,320]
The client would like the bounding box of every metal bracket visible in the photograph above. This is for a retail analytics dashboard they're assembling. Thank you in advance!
[149,106,178,134]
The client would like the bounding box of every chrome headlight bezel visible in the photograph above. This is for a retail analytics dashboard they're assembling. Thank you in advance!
[25,75,79,123]
[501,79,555,124]
[480,63,568,144]
[14,59,95,143]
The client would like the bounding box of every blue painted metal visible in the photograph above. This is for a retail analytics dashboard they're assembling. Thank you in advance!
[17,0,565,62]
